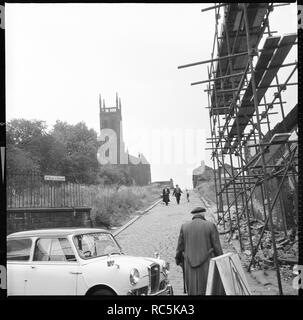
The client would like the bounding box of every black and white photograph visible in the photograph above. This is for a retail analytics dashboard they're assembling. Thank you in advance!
[0,1,301,303]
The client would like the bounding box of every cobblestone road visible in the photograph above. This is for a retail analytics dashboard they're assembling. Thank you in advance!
[116,190,213,295]
[116,190,296,296]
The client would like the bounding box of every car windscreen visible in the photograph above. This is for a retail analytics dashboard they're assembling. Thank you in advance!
[73,232,121,259]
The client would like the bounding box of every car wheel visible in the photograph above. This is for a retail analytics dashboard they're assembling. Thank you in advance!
[90,288,115,296]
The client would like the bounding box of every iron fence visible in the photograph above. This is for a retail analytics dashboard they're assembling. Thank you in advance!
[7,172,88,208]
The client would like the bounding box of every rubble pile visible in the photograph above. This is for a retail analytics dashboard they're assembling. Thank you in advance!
[218,215,298,282]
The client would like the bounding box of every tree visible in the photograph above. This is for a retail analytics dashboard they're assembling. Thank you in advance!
[33,135,66,175]
[98,165,133,188]
[6,145,39,174]
[6,119,66,175]
[51,120,100,184]
[6,118,134,187]
[7,119,47,148]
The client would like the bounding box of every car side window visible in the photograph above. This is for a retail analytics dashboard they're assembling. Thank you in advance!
[34,238,52,261]
[34,238,76,262]
[50,238,76,262]
[7,238,32,261]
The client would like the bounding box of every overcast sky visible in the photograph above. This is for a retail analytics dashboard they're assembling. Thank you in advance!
[6,3,297,188]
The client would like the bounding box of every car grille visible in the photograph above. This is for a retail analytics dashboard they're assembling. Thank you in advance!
[149,263,160,294]
[159,279,166,291]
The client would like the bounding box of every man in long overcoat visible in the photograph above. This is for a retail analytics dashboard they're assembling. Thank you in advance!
[173,184,182,204]
[175,207,223,295]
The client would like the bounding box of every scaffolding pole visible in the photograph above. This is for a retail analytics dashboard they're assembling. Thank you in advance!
[179,2,297,296]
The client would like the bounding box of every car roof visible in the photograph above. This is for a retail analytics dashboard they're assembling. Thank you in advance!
[7,228,110,239]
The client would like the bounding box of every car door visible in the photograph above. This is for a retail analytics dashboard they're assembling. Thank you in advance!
[25,237,81,295]
[7,238,33,295]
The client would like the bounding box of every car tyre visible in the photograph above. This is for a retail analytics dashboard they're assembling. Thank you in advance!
[90,288,115,296]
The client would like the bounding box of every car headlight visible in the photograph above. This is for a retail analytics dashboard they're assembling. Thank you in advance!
[130,268,140,285]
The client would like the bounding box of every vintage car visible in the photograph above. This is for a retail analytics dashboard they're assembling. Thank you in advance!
[7,228,173,296]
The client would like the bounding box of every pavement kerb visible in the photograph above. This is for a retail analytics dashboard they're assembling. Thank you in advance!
[113,198,162,237]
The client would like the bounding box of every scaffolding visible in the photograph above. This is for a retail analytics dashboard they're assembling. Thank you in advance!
[179,3,298,295]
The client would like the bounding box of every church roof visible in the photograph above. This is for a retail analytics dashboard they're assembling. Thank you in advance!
[127,153,150,165]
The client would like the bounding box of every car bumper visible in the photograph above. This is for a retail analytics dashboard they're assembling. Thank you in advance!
[127,284,173,296]
[151,284,173,296]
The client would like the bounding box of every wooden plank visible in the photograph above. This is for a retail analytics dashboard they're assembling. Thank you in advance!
[222,37,280,150]
[215,254,236,294]
[255,33,297,103]
[242,36,281,104]
[225,34,296,151]
[235,37,281,121]
[212,3,269,117]
[206,252,251,295]
[230,254,251,294]
[206,259,225,295]
[206,258,215,294]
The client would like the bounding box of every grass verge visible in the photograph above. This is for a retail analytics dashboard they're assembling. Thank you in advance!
[83,184,162,228]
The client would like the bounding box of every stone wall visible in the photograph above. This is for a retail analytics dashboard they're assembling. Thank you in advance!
[7,207,92,235]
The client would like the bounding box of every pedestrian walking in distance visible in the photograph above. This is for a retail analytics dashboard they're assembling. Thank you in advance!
[175,207,223,295]
[186,189,190,202]
[162,186,170,206]
[173,184,182,204]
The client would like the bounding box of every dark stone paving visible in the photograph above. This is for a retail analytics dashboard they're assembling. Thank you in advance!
[116,191,204,295]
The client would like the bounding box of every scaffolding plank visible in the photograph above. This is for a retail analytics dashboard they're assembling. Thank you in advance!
[253,133,291,167]
[254,33,297,103]
[211,3,269,116]
[224,34,297,152]
[222,36,281,152]
[263,104,297,141]
[241,36,281,104]
[214,36,279,117]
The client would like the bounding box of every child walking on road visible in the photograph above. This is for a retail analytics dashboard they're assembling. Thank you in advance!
[186,189,190,202]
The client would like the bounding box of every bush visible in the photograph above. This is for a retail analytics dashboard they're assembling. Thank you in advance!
[84,184,161,228]
[98,165,133,186]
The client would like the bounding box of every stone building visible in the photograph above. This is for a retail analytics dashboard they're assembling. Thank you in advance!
[98,93,151,186]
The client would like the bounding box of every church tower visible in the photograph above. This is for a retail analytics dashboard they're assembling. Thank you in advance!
[99,93,125,164]
[98,93,151,185]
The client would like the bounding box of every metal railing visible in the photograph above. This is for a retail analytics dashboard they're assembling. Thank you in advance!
[7,172,87,208]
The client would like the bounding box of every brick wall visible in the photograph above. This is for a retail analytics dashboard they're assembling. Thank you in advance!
[7,207,92,235]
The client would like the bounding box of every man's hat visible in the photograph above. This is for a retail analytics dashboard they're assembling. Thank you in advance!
[191,207,206,214]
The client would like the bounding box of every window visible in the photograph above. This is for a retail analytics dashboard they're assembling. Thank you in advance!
[34,238,51,261]
[7,238,32,261]
[73,232,121,259]
[34,238,76,262]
